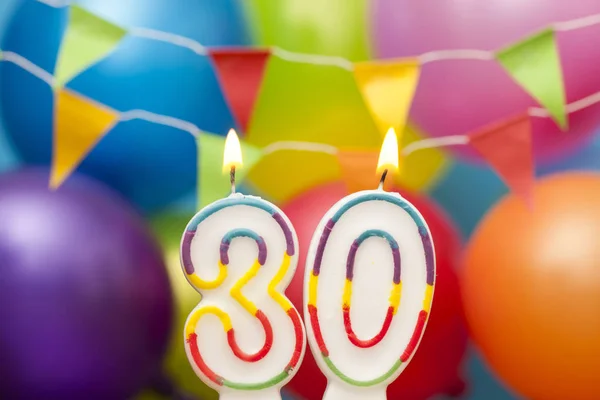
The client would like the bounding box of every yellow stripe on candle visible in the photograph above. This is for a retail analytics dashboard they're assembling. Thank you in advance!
[185,305,233,336]
[308,273,318,306]
[230,259,261,316]
[269,253,294,312]
[423,284,434,313]
[187,260,227,290]
[342,279,352,307]
[389,282,402,313]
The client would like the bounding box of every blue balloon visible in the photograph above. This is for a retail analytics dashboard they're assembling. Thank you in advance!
[429,161,508,239]
[1,0,249,212]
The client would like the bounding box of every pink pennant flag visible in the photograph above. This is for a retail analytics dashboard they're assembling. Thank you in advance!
[209,48,271,133]
[469,114,534,204]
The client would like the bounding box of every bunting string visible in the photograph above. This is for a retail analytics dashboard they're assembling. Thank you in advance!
[6,0,600,204]
[4,44,600,159]
[33,0,600,67]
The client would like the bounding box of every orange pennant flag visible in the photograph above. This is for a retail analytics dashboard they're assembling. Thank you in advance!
[469,114,534,204]
[337,149,393,193]
[209,48,271,133]
[51,89,118,188]
[354,59,420,136]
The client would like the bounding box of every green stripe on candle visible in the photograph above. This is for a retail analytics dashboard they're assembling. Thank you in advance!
[222,371,289,390]
[323,356,402,387]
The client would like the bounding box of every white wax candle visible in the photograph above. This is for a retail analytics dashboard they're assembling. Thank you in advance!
[304,190,435,400]
[180,193,306,400]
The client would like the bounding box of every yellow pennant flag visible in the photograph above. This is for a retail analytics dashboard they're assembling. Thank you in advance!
[353,59,420,136]
[51,89,118,188]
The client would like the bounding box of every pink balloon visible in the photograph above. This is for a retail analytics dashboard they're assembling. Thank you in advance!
[372,0,600,162]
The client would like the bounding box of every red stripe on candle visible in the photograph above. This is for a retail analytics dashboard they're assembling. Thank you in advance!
[286,308,304,370]
[226,310,273,362]
[308,304,329,356]
[187,333,223,385]
[344,306,395,348]
[400,310,428,362]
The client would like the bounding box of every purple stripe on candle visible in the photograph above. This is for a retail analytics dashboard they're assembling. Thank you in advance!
[346,240,360,281]
[219,242,230,265]
[419,226,435,285]
[313,219,335,276]
[256,236,267,265]
[182,231,196,274]
[392,247,401,284]
[272,213,295,256]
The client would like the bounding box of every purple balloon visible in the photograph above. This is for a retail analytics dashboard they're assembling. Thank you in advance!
[0,169,173,400]
[372,0,600,162]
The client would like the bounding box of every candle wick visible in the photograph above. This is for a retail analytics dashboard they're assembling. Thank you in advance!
[378,169,388,190]
[230,166,236,194]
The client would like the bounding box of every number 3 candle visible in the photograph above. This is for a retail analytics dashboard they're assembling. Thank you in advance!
[304,128,435,400]
[180,130,306,400]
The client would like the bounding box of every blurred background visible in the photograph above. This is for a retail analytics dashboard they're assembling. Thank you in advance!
[1,0,600,399]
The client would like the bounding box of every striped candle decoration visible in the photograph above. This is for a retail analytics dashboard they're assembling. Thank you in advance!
[304,191,435,400]
[181,195,306,400]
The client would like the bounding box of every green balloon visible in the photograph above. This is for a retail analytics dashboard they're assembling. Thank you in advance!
[245,0,371,61]
[140,212,218,400]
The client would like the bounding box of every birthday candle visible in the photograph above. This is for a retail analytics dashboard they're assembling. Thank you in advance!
[304,128,435,400]
[180,130,306,400]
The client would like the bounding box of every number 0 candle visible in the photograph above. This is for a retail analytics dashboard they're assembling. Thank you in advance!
[180,130,306,400]
[304,128,435,400]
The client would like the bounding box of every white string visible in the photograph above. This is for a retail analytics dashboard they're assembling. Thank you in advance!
[553,12,600,31]
[1,51,56,86]
[33,0,600,68]
[402,135,470,155]
[130,27,208,56]
[528,91,600,118]
[119,110,203,136]
[262,140,339,156]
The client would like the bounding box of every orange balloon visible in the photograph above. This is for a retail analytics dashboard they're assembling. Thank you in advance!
[462,172,600,400]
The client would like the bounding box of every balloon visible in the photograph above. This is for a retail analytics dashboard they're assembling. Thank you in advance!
[282,181,468,400]
[462,172,600,400]
[538,129,600,175]
[0,168,173,399]
[1,0,249,213]
[245,0,370,61]
[372,0,600,162]
[147,212,218,400]
[429,161,507,239]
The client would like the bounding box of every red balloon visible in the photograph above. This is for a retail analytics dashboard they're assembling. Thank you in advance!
[282,182,468,400]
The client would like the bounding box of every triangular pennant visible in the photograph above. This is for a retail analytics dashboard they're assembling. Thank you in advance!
[209,49,271,133]
[51,88,119,188]
[469,114,534,204]
[497,29,567,130]
[353,59,420,135]
[54,6,126,88]
[197,132,263,208]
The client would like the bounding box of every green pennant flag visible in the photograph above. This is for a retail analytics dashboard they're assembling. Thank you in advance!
[197,132,263,208]
[497,29,567,129]
[54,6,126,88]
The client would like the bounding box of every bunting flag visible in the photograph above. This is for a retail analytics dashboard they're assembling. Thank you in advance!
[54,6,126,88]
[496,29,567,130]
[469,114,534,204]
[353,59,420,135]
[51,89,119,188]
[197,132,263,208]
[209,49,271,133]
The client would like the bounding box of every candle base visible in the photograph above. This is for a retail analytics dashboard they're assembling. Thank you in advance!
[219,388,282,400]
[323,382,387,400]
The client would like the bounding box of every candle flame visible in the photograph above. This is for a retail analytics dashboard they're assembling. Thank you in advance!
[223,129,243,173]
[376,127,399,174]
